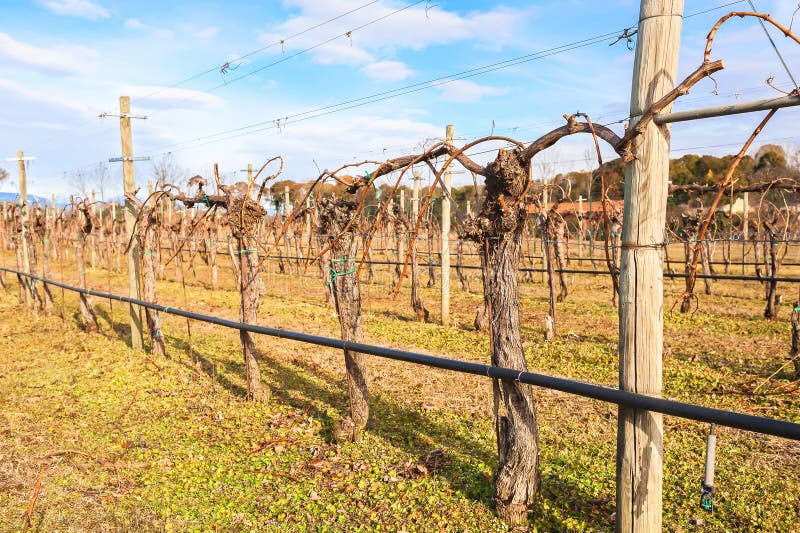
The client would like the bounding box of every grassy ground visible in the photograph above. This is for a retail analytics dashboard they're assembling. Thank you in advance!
[0,247,798,532]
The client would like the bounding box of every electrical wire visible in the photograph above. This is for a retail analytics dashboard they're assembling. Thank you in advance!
[138,0,427,118]
[746,0,799,88]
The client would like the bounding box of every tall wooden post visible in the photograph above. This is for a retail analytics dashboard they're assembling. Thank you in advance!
[119,96,144,350]
[400,189,406,214]
[617,1,683,531]
[16,151,32,305]
[441,124,454,326]
[247,163,253,185]
[283,186,291,215]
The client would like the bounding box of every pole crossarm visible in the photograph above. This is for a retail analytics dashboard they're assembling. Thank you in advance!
[99,112,148,120]
[108,156,152,163]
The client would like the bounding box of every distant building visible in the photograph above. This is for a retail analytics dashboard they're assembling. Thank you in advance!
[525,199,625,219]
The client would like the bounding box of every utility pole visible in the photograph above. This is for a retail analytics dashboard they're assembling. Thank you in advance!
[441,125,454,326]
[107,96,147,350]
[617,1,683,532]
[5,152,36,305]
[17,152,32,305]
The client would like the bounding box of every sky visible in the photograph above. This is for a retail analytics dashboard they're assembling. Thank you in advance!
[1,0,799,200]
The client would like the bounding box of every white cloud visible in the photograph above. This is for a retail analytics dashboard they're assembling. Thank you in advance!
[193,27,219,39]
[123,18,147,30]
[123,18,174,39]
[437,80,508,103]
[40,0,110,20]
[167,113,443,181]
[0,32,98,76]
[362,61,415,82]
[122,85,225,111]
[259,2,534,68]
[0,77,93,115]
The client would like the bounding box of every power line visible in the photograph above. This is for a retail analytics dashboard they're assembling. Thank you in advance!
[23,1,386,153]
[130,0,383,107]
[142,29,625,155]
[745,0,799,88]
[44,0,774,180]
[138,0,427,118]
[139,0,763,156]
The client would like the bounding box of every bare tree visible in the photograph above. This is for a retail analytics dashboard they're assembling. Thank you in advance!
[91,162,111,201]
[152,153,187,188]
[69,170,90,199]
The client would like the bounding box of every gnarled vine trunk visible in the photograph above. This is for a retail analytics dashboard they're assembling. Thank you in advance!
[137,202,166,356]
[464,148,540,526]
[75,215,99,333]
[318,198,369,441]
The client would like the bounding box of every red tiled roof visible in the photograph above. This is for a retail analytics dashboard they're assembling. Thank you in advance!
[526,200,624,216]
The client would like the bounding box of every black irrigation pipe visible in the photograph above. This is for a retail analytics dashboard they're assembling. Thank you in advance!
[266,256,800,284]
[4,266,799,441]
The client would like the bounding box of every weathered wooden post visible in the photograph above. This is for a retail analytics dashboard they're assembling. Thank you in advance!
[742,191,749,275]
[441,125,453,326]
[578,195,585,260]
[617,1,683,531]
[117,96,144,350]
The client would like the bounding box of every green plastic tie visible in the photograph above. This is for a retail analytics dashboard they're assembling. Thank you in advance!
[235,248,257,255]
[326,258,356,286]
[202,194,210,207]
[142,250,155,255]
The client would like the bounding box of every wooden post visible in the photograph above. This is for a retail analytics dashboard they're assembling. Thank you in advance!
[119,96,144,350]
[466,200,472,216]
[742,191,749,275]
[412,171,420,220]
[441,124,453,326]
[247,163,253,185]
[90,190,97,268]
[578,195,585,260]
[617,1,682,531]
[284,185,291,215]
[400,189,406,215]
[305,197,312,241]
[16,151,32,306]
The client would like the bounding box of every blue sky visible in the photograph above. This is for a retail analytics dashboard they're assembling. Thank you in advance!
[1,0,799,199]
